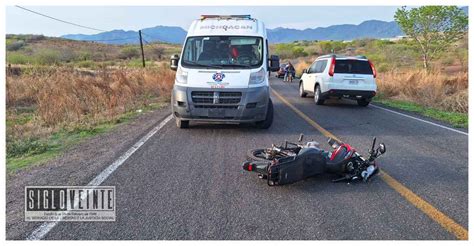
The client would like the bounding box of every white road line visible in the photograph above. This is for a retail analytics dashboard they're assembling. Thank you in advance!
[370,104,468,136]
[26,114,173,240]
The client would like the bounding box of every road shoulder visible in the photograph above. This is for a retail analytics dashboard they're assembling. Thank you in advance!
[6,104,172,240]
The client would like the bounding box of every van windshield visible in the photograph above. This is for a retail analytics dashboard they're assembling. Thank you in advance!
[181,36,263,69]
[334,60,373,75]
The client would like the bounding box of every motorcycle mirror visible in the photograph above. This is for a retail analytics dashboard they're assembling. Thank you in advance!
[378,143,386,154]
[298,133,304,142]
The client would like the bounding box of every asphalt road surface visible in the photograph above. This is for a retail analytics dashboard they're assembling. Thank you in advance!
[9,77,468,240]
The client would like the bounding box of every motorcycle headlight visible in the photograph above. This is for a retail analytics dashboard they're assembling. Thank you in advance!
[249,68,265,85]
[175,67,188,84]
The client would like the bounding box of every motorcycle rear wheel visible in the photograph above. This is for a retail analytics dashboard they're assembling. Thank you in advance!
[247,149,271,161]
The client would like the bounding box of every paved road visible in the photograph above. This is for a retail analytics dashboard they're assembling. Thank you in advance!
[16,77,468,240]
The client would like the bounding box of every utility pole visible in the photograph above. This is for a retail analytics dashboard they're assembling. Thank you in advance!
[138,30,145,68]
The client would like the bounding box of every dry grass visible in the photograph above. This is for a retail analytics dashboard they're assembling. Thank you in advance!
[294,59,311,77]
[7,66,174,126]
[6,65,175,161]
[377,69,468,113]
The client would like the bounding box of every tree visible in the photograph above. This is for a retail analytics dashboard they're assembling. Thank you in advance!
[394,6,468,70]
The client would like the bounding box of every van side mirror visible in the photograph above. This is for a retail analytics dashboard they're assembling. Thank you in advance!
[170,54,179,71]
[269,55,280,72]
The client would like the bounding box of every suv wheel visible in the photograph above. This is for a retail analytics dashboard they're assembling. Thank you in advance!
[299,82,307,97]
[255,99,274,129]
[357,99,371,107]
[314,85,325,105]
[176,118,189,128]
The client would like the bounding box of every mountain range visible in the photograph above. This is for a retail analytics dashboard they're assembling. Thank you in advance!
[61,6,467,45]
[62,25,187,45]
[61,19,405,45]
[267,20,403,43]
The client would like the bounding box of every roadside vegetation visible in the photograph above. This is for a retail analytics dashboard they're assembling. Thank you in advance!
[6,35,177,173]
[271,6,468,128]
[6,34,181,68]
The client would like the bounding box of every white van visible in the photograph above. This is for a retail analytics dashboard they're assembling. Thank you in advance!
[170,15,280,128]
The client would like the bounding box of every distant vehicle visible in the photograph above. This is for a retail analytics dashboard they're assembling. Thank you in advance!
[299,55,377,106]
[169,15,280,128]
[276,64,286,78]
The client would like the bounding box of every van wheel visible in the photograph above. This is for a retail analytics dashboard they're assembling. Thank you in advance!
[176,118,189,128]
[255,99,273,129]
[314,85,325,105]
[357,99,371,107]
[299,82,307,97]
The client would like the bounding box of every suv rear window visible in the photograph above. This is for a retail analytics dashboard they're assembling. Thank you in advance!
[334,60,373,75]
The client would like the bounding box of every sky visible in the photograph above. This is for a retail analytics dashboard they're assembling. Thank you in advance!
[6,6,402,37]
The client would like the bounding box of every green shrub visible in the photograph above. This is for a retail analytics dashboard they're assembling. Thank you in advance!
[304,45,320,56]
[126,58,153,68]
[274,43,309,59]
[274,43,294,59]
[317,41,333,54]
[76,60,97,68]
[77,51,92,61]
[7,138,49,158]
[6,40,26,51]
[7,52,32,64]
[120,46,140,59]
[371,39,394,49]
[34,49,61,65]
[292,46,308,57]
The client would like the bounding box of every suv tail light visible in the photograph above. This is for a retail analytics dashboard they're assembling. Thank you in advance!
[368,60,377,78]
[328,57,336,77]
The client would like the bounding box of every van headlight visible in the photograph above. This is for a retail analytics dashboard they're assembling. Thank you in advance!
[175,67,188,84]
[249,68,265,85]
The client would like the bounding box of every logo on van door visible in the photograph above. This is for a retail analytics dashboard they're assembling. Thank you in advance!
[212,72,225,82]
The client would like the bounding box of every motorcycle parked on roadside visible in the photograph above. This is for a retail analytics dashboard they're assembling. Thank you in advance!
[242,134,386,186]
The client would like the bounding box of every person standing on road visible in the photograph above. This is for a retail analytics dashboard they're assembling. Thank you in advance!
[284,61,295,83]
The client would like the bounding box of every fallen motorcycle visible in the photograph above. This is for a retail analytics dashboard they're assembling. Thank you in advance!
[242,134,386,186]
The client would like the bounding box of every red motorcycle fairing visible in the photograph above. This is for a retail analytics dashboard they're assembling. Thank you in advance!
[325,144,355,174]
[330,144,354,161]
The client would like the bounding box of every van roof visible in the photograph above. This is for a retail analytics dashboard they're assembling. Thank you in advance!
[186,15,266,38]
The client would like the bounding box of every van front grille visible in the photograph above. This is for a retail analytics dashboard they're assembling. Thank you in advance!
[194,105,238,109]
[191,91,242,105]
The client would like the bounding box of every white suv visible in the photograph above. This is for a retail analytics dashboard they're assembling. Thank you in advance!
[299,55,377,106]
